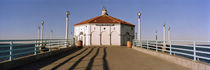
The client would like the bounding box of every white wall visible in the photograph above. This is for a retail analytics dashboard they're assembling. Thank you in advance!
[74,24,90,46]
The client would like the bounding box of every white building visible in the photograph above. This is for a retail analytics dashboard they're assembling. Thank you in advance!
[74,9,135,46]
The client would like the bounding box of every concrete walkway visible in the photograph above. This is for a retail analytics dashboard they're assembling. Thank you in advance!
[12,46,189,70]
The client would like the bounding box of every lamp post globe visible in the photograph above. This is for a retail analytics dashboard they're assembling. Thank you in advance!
[41,20,44,25]
[163,23,166,27]
[137,12,141,17]
[66,11,70,16]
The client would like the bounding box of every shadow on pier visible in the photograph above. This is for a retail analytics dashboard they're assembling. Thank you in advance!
[10,46,189,70]
[11,46,109,70]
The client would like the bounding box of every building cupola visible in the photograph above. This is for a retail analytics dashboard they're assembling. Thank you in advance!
[101,8,108,16]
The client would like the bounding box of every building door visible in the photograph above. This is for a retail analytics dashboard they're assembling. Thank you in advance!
[102,32,110,45]
[91,32,100,45]
[78,32,84,45]
[111,31,119,45]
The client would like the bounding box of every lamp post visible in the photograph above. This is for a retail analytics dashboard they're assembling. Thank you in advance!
[168,27,171,41]
[168,26,171,44]
[70,32,72,45]
[38,26,40,46]
[49,29,53,51]
[50,30,53,40]
[41,20,44,46]
[163,23,166,51]
[65,11,70,47]
[137,12,141,46]
[155,30,158,41]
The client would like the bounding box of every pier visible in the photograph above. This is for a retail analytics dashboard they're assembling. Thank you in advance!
[1,0,209,70]
[0,39,209,70]
[9,46,188,70]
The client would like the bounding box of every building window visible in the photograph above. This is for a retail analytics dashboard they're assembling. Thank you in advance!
[104,28,106,30]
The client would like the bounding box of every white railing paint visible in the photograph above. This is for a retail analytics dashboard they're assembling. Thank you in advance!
[133,39,210,63]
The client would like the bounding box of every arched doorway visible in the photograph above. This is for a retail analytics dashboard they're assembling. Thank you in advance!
[78,32,84,45]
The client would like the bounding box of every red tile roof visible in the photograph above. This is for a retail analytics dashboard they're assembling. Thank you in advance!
[74,15,135,26]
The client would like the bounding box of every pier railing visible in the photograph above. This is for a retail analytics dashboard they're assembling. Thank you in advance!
[0,39,74,61]
[133,40,210,63]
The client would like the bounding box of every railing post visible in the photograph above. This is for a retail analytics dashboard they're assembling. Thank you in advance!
[34,40,37,55]
[146,40,149,49]
[170,41,172,55]
[9,41,13,61]
[193,41,196,61]
[156,40,158,52]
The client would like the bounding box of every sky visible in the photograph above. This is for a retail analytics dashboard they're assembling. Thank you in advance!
[0,0,209,41]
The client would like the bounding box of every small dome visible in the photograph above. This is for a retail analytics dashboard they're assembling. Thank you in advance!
[66,11,70,15]
[101,8,108,15]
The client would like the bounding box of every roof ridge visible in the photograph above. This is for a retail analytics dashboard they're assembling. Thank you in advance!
[106,15,121,23]
[74,15,135,26]
[107,16,134,26]
[77,16,101,24]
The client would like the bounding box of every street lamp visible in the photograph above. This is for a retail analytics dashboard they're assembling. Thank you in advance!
[41,20,44,46]
[168,26,171,41]
[50,29,53,40]
[137,11,141,46]
[38,26,40,46]
[155,30,158,41]
[163,23,166,51]
[70,32,72,45]
[168,26,171,45]
[65,11,70,47]
[49,29,53,51]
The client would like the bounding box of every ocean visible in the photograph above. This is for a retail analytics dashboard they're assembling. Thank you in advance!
[0,44,37,61]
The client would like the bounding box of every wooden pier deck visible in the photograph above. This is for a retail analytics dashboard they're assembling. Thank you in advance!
[12,46,189,70]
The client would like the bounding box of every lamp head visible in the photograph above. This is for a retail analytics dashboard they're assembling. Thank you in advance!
[163,23,166,27]
[137,12,141,17]
[41,20,44,25]
[66,11,70,15]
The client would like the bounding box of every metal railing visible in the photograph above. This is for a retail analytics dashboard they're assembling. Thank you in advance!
[133,40,210,63]
[0,39,74,61]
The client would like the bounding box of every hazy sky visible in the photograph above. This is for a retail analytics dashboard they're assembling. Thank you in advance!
[0,0,209,41]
